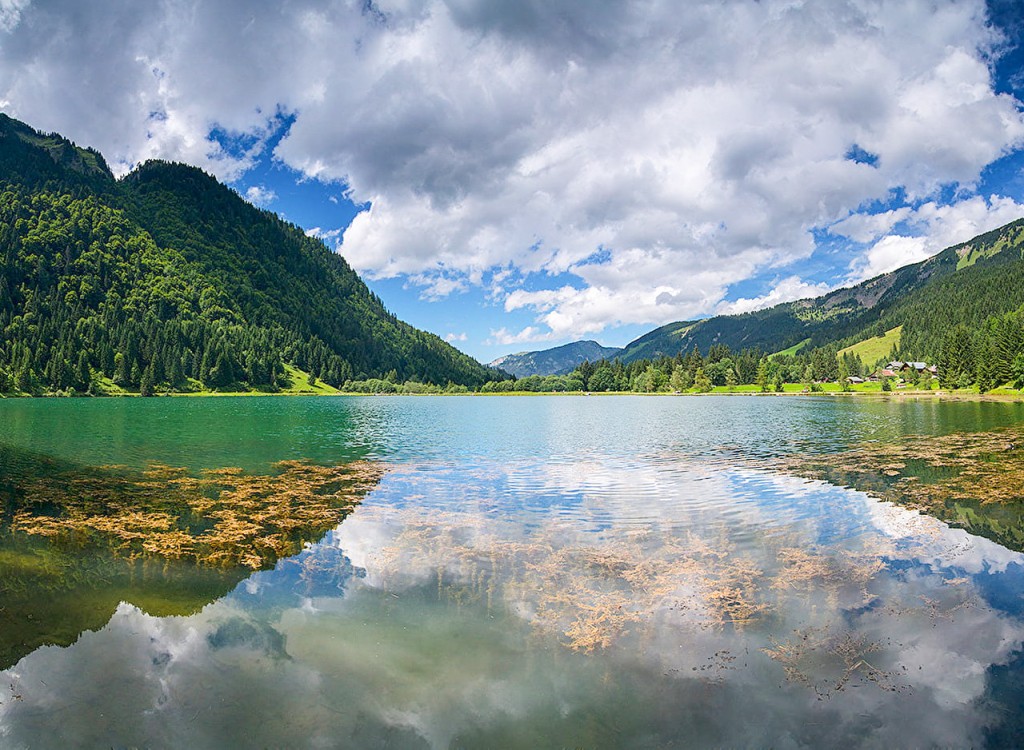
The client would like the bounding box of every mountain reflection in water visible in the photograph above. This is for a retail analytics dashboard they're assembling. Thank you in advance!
[3,453,1024,748]
[0,444,384,671]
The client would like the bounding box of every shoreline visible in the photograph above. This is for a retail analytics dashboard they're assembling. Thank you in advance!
[3,387,1024,402]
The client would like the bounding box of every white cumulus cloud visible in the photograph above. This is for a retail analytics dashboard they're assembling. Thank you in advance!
[487,326,550,346]
[0,0,29,33]
[844,194,1024,281]
[1,0,1022,338]
[244,184,277,207]
[717,276,834,316]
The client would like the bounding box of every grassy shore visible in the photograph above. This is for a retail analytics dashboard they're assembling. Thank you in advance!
[3,370,1023,400]
[0,363,342,398]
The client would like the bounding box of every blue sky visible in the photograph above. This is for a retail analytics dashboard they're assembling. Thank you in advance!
[3,1,1024,363]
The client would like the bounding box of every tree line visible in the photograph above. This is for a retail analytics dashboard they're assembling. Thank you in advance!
[476,342,858,394]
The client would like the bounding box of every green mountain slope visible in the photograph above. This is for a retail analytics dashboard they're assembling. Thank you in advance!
[618,321,700,363]
[875,221,1024,355]
[0,114,496,394]
[616,218,1024,365]
[488,340,623,377]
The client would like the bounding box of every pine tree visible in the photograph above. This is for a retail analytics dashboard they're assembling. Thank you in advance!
[694,367,712,393]
[112,352,127,386]
[139,364,155,397]
[76,350,91,391]
[16,366,36,394]
[669,364,687,392]
[838,358,851,392]
[757,359,769,393]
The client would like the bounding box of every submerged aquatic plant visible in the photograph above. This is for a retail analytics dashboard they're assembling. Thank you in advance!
[768,425,1024,551]
[6,460,386,569]
[353,476,1000,706]
[367,509,901,659]
[762,628,910,700]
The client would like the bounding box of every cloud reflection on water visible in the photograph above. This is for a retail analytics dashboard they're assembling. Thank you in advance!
[2,458,1024,748]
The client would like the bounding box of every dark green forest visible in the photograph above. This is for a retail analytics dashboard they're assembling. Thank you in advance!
[472,342,844,394]
[0,114,499,395]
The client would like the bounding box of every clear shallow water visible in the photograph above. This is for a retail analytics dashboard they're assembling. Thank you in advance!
[2,395,1024,747]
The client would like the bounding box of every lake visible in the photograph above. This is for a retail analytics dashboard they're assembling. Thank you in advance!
[2,394,1024,748]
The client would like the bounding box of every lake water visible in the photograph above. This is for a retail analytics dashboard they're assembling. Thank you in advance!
[2,395,1024,748]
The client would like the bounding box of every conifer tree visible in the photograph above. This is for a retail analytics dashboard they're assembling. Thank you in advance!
[694,367,712,393]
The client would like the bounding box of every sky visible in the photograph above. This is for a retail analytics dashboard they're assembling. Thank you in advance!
[3,0,1024,363]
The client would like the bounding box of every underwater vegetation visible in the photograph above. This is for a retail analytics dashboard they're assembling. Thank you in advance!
[0,444,385,669]
[770,426,1024,551]
[365,504,951,700]
[4,455,385,569]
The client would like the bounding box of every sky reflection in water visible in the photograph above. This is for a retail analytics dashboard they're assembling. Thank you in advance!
[3,441,1024,748]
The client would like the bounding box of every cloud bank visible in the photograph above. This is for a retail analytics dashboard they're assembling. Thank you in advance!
[1,0,1022,339]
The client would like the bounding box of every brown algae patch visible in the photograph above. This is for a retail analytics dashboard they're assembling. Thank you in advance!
[781,426,1024,505]
[744,426,1024,551]
[7,460,386,569]
[370,515,767,652]
[352,481,1003,704]
[368,512,900,658]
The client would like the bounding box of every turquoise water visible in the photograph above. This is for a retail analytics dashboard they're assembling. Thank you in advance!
[2,395,1024,747]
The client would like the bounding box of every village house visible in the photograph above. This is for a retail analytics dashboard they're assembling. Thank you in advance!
[870,361,938,381]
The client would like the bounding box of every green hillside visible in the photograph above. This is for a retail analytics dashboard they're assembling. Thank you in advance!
[837,326,901,366]
[873,223,1024,357]
[772,338,811,357]
[0,114,497,395]
[617,321,699,362]
[615,218,1024,373]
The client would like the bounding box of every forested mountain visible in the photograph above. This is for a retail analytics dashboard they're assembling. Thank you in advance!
[488,340,623,377]
[611,218,1024,366]
[496,217,1024,392]
[0,114,498,394]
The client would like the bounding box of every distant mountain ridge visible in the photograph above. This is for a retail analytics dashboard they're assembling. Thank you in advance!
[488,340,623,377]
[0,113,499,393]
[502,217,1024,369]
